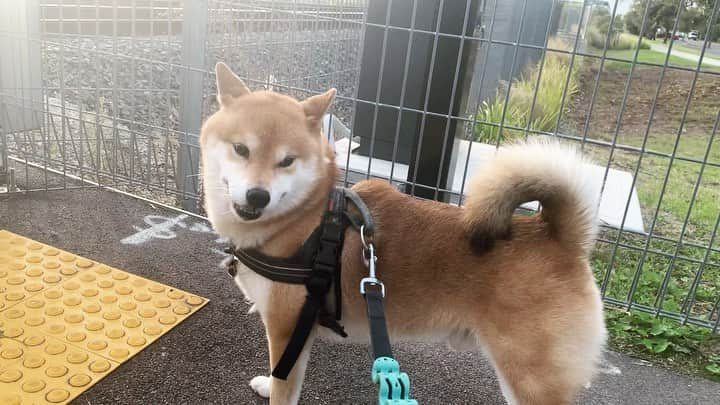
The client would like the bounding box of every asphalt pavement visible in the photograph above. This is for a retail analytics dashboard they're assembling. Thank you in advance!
[2,187,719,405]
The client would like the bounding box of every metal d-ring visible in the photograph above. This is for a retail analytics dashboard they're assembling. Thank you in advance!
[360,224,370,251]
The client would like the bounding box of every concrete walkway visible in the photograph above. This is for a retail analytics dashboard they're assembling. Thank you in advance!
[651,44,720,67]
[2,183,720,404]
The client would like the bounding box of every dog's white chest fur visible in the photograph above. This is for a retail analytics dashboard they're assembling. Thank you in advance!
[224,257,272,314]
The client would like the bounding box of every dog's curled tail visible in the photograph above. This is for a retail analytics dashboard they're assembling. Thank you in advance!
[463,138,600,255]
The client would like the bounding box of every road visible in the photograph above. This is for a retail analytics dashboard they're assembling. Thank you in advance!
[679,39,720,58]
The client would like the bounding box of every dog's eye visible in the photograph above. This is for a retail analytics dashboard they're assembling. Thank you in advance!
[278,156,295,168]
[233,143,249,158]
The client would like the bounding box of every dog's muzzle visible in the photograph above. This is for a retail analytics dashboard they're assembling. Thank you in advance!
[233,203,262,221]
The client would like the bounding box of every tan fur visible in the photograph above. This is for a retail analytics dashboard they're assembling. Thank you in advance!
[462,139,599,256]
[201,63,606,405]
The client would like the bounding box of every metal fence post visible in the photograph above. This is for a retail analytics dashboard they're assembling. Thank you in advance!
[0,0,41,192]
[406,0,479,201]
[0,115,7,192]
[176,0,208,211]
[353,0,479,201]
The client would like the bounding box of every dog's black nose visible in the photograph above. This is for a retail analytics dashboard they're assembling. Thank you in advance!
[246,188,271,209]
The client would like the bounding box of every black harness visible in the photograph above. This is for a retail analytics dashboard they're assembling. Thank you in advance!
[226,187,373,380]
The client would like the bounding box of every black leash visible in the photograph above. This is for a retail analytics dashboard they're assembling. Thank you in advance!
[358,231,392,360]
[359,227,417,404]
[364,285,393,359]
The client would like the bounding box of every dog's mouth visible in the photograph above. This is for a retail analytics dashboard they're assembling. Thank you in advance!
[233,203,263,221]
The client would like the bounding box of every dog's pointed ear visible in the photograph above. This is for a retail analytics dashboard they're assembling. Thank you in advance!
[301,88,336,128]
[215,62,250,107]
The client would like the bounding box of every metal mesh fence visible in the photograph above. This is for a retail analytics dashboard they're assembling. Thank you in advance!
[1,0,719,330]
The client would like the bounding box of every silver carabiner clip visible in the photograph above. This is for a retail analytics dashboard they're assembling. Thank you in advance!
[360,243,385,297]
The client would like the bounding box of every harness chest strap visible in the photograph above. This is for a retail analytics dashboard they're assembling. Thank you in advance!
[272,188,348,379]
[228,187,352,380]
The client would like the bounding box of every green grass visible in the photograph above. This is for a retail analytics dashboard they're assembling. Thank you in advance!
[588,130,720,240]
[587,33,719,72]
[603,309,720,381]
[560,52,720,379]
[585,129,720,380]
[618,34,720,65]
[616,33,717,58]
[597,48,720,72]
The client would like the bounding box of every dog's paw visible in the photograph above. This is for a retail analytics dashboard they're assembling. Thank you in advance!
[249,375,271,398]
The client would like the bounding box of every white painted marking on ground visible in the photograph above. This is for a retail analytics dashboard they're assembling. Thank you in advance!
[189,222,213,233]
[122,215,230,258]
[121,214,189,245]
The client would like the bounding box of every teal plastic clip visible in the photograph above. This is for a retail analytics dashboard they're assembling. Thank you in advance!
[371,357,419,405]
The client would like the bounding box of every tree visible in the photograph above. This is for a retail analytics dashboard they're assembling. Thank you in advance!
[615,14,626,32]
[680,7,705,32]
[625,7,643,35]
[623,0,720,43]
[624,0,719,46]
[653,1,683,43]
[689,0,720,47]
[587,6,626,48]
[623,0,679,39]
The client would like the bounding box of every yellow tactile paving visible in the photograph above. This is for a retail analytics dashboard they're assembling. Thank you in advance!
[0,230,208,404]
[0,335,118,405]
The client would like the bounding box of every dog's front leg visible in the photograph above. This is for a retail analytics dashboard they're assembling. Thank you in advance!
[250,319,315,405]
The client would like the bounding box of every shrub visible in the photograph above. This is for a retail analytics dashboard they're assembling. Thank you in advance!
[474,94,524,144]
[586,6,650,52]
[626,33,651,50]
[588,28,614,49]
[588,30,651,51]
[474,38,578,143]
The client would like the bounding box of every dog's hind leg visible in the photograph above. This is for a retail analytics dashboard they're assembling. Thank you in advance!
[480,313,604,405]
[482,339,592,405]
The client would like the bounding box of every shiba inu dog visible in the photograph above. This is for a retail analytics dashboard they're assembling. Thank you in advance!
[200,62,607,405]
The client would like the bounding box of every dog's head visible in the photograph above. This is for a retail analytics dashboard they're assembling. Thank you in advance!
[200,62,336,244]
